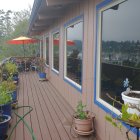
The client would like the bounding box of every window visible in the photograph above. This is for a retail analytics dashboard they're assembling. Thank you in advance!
[40,39,43,58]
[64,17,83,90]
[95,0,140,112]
[52,32,59,72]
[46,37,49,65]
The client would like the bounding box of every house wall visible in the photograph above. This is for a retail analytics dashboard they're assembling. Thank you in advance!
[41,0,136,140]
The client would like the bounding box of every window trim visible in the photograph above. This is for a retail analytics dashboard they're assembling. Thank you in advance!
[51,30,60,74]
[64,15,84,92]
[94,0,139,135]
[45,35,49,67]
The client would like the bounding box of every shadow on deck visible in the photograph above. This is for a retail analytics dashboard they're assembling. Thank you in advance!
[8,72,95,140]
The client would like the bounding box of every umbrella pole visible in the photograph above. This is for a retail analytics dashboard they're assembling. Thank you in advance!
[23,43,26,71]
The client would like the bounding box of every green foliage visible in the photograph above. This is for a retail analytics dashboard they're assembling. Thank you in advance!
[0,81,16,93]
[105,115,122,129]
[37,58,45,72]
[0,8,39,58]
[75,101,88,119]
[0,91,12,105]
[105,104,140,131]
[4,62,18,76]
[121,104,132,121]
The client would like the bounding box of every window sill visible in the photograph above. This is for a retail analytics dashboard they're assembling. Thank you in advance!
[52,68,59,75]
[64,77,82,93]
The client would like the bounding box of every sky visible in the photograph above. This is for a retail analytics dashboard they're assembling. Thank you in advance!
[102,0,140,42]
[0,0,34,11]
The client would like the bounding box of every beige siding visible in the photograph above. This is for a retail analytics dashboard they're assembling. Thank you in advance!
[42,0,136,140]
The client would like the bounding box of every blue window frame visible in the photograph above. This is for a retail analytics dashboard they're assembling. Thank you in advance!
[52,31,60,74]
[45,36,49,66]
[94,0,140,135]
[64,15,84,92]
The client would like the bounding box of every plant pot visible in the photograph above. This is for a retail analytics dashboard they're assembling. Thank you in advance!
[13,72,19,78]
[13,76,19,83]
[122,90,140,115]
[74,117,93,132]
[38,72,46,80]
[11,90,17,102]
[0,115,11,139]
[0,103,12,116]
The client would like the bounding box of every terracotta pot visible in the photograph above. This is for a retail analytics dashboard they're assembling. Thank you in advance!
[74,117,93,132]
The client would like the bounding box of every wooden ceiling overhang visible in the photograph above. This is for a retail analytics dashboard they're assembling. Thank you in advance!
[28,0,81,36]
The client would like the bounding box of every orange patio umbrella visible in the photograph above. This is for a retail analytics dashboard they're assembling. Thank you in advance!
[53,39,75,46]
[7,36,38,57]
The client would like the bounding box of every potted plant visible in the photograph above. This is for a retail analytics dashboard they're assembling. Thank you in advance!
[73,101,94,135]
[3,62,18,82]
[121,78,140,115]
[0,90,12,116]
[0,113,11,139]
[0,80,17,103]
[105,93,140,140]
[37,58,46,81]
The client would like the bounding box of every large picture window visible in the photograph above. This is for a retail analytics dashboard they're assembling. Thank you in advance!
[46,37,49,65]
[64,17,83,90]
[96,0,140,111]
[52,32,59,72]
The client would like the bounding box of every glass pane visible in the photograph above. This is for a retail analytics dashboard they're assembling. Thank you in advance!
[40,40,43,58]
[53,32,59,71]
[66,21,83,85]
[46,37,49,65]
[101,0,140,109]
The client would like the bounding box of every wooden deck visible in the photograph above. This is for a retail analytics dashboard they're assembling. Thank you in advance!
[8,72,95,140]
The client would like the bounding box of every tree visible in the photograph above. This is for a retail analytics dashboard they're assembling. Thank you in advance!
[0,7,39,61]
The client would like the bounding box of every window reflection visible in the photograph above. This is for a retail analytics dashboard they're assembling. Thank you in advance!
[53,32,59,71]
[46,37,49,65]
[40,40,43,58]
[66,21,83,85]
[101,0,140,109]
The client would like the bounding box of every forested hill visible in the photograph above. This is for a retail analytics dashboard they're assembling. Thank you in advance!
[0,8,39,61]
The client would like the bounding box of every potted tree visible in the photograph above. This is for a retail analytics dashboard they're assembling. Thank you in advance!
[73,101,95,135]
[37,58,46,81]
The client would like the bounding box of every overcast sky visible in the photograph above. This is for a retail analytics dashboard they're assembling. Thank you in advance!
[102,0,140,42]
[0,0,34,11]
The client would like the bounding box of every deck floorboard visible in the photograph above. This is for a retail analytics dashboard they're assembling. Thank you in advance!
[8,72,95,140]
